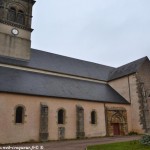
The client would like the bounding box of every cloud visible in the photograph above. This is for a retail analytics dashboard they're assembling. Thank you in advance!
[32,0,150,67]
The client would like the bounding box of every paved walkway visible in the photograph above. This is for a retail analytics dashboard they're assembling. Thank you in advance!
[6,136,141,150]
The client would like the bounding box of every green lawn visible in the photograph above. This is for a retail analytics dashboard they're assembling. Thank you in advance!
[87,141,150,150]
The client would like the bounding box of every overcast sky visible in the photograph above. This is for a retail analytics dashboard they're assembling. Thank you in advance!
[31,0,150,67]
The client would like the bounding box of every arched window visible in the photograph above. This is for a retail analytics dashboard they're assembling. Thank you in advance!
[7,7,25,25]
[0,0,3,6]
[58,109,65,124]
[8,7,16,22]
[17,10,25,25]
[15,106,24,123]
[0,0,3,16]
[91,111,96,124]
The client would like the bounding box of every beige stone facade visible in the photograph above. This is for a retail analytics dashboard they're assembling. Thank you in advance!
[0,58,149,144]
[0,92,139,144]
[109,74,145,133]
[0,93,107,144]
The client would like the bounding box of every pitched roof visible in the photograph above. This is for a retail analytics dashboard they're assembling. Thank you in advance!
[108,56,149,80]
[0,66,128,104]
[0,49,114,81]
[0,48,148,82]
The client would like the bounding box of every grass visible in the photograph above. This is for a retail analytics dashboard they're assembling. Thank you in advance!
[87,140,150,150]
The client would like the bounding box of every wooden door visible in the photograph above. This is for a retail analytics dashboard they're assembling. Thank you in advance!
[113,123,120,135]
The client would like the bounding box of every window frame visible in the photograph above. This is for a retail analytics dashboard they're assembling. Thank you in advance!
[7,7,16,22]
[91,110,97,125]
[57,108,66,125]
[16,10,25,25]
[7,5,26,25]
[14,105,26,124]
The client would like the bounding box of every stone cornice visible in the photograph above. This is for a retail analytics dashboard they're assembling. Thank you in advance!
[21,0,36,5]
[0,19,33,32]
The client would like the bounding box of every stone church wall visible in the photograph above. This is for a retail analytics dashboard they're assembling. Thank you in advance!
[109,76,131,103]
[0,93,106,144]
[109,74,145,134]
[137,60,150,133]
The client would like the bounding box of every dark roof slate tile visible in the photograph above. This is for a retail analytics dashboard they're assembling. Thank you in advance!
[0,66,128,104]
[0,49,148,82]
[108,57,149,80]
[0,49,114,81]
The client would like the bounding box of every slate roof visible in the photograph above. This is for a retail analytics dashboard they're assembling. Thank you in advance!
[0,49,148,82]
[108,56,149,80]
[0,48,148,104]
[0,66,129,104]
[0,49,114,81]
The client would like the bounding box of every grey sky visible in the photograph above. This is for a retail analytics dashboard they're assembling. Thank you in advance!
[31,0,150,67]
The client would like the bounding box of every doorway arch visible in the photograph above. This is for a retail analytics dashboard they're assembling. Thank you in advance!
[111,113,125,135]
[106,108,128,136]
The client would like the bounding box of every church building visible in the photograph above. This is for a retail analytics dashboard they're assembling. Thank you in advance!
[0,0,150,144]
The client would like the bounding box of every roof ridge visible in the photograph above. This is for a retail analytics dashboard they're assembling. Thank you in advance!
[31,48,115,69]
[116,56,148,69]
[108,56,148,81]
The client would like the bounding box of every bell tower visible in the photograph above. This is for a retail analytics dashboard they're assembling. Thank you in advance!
[0,0,35,60]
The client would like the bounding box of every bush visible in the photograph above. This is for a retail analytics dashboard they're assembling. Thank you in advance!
[140,134,150,146]
[128,131,138,135]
